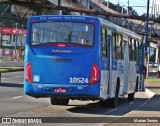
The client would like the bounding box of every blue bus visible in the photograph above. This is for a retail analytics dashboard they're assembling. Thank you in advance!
[24,15,144,107]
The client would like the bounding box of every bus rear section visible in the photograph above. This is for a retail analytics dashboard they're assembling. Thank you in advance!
[24,16,101,105]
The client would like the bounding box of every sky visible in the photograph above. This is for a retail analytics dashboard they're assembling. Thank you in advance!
[106,0,160,15]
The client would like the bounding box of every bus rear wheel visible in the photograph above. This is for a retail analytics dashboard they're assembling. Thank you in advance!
[100,83,119,108]
[50,98,69,105]
[58,99,69,105]
[50,98,59,105]
[107,83,119,108]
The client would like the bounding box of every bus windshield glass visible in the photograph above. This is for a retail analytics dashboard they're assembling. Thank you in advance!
[31,22,94,47]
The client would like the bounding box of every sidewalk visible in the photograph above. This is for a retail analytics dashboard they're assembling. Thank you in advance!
[0,61,24,73]
[0,61,24,67]
[103,82,160,125]
[145,81,160,95]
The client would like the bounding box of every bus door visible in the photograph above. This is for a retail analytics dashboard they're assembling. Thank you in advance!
[100,28,109,99]
[123,36,129,94]
[107,35,113,97]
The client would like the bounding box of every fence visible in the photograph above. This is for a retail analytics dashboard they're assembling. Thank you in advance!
[0,49,23,61]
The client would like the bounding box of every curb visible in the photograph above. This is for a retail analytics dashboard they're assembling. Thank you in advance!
[144,87,155,98]
[0,68,24,73]
[0,61,24,67]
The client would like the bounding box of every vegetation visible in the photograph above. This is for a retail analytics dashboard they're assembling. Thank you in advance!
[145,78,160,82]
[2,46,25,50]
[0,67,23,72]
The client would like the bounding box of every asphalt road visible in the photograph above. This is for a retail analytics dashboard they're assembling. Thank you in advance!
[0,71,153,125]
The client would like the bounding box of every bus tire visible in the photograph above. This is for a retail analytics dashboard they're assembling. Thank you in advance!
[99,83,120,108]
[128,93,134,101]
[99,100,107,107]
[111,81,119,108]
[50,98,59,105]
[135,77,139,92]
[107,83,120,108]
[58,99,69,105]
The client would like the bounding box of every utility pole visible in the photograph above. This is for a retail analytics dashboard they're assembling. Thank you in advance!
[145,0,150,78]
[15,23,18,56]
[0,22,5,48]
[21,24,23,46]
[117,0,119,12]
[107,0,109,12]
[0,22,3,48]
[127,0,129,14]
[58,0,62,15]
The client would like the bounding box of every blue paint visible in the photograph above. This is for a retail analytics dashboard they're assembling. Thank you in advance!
[24,15,101,98]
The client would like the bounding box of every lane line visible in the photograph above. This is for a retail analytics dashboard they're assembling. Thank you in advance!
[12,96,23,99]
[2,78,6,80]
[122,88,155,117]
[15,76,22,78]
[104,108,117,114]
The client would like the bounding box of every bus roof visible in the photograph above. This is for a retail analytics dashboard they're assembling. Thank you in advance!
[99,18,142,40]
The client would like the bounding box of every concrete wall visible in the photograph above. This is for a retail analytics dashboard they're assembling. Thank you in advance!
[10,0,90,16]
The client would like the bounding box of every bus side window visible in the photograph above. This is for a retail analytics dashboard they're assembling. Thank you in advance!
[128,38,132,61]
[134,40,138,61]
[112,32,116,59]
[132,39,137,61]
[120,35,124,59]
[116,34,123,60]
[129,38,137,61]
[101,27,107,58]
[136,40,139,61]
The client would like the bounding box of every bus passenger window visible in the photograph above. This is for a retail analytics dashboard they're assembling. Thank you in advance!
[112,33,116,59]
[113,33,123,60]
[132,39,136,61]
[128,38,132,61]
[101,28,107,58]
[115,34,123,60]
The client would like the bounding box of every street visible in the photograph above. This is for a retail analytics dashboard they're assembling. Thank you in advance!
[0,71,155,125]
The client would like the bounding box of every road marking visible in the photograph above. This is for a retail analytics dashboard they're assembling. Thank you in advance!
[12,96,23,99]
[2,78,6,80]
[122,91,155,117]
[129,102,134,104]
[104,108,117,114]
[15,76,22,78]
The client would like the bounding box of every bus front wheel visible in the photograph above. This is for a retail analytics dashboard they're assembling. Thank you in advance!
[128,93,135,101]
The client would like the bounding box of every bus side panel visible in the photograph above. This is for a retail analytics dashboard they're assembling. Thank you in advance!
[110,60,118,98]
[128,61,137,93]
[117,60,125,96]
[100,59,109,99]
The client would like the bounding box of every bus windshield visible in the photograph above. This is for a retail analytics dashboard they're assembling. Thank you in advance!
[31,22,94,47]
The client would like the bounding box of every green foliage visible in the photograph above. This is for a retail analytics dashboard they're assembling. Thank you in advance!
[145,78,160,82]
[2,46,22,49]
[19,46,25,51]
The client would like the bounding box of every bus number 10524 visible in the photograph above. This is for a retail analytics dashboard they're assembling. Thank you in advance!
[69,77,89,84]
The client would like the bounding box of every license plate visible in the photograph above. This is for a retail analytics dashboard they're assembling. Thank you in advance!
[54,88,66,93]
